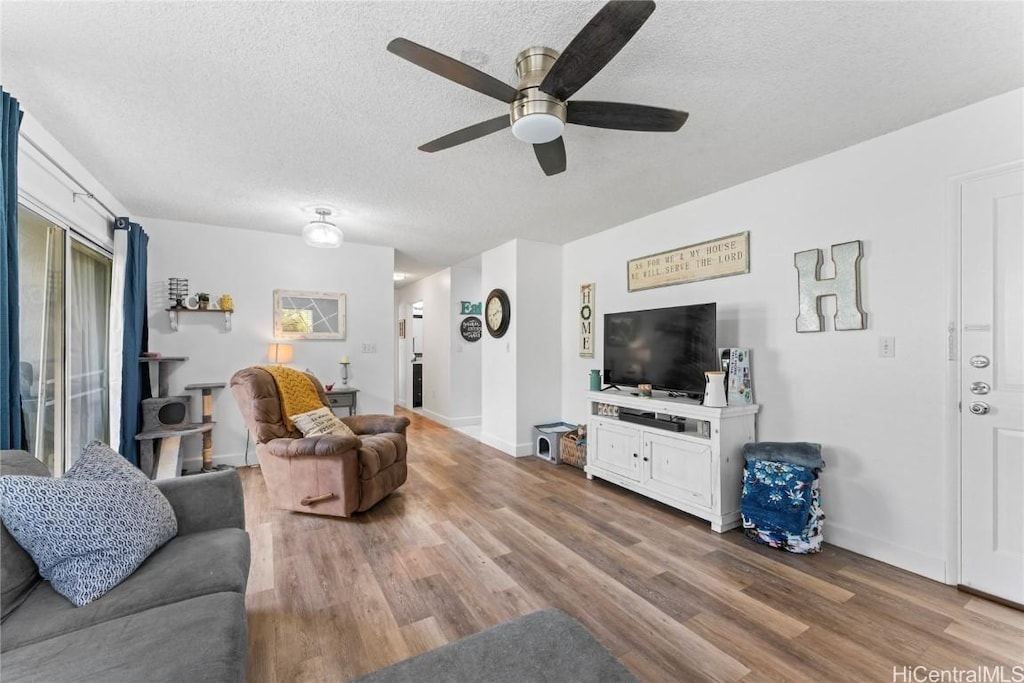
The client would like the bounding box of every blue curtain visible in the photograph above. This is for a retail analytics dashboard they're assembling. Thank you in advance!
[117,218,149,466]
[1,89,25,451]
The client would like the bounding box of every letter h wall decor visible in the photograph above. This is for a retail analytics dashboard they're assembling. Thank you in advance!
[794,240,866,332]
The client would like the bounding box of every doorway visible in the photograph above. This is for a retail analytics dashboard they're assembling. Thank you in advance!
[411,301,423,408]
[956,164,1023,606]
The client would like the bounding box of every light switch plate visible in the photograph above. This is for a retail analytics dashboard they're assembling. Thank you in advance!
[878,336,895,358]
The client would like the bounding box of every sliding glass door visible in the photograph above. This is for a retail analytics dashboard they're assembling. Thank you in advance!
[17,206,64,472]
[68,240,111,465]
[17,204,111,473]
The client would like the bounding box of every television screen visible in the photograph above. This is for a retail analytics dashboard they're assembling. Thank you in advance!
[603,303,717,398]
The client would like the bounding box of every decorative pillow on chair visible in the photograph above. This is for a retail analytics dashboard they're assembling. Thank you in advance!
[0,441,177,607]
[290,406,357,439]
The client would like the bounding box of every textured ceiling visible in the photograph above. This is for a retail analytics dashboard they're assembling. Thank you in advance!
[3,1,1022,282]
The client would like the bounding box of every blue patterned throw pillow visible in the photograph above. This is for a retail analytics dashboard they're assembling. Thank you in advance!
[0,442,177,607]
[65,440,154,482]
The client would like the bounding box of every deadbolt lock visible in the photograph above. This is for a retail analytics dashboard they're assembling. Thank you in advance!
[969,381,991,395]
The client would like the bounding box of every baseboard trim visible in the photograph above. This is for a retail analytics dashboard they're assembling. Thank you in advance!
[827,522,946,582]
[416,410,482,429]
[448,415,482,428]
[420,408,450,426]
[478,432,529,458]
[957,585,1023,611]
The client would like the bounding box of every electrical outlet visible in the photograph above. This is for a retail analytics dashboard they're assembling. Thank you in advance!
[361,343,377,353]
[879,336,895,358]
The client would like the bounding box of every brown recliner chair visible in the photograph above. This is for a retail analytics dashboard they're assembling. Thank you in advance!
[230,367,409,517]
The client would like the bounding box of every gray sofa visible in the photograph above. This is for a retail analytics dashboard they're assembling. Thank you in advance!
[0,450,250,682]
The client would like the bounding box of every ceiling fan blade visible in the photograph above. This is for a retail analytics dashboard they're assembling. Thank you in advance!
[387,38,520,104]
[567,101,688,132]
[539,0,656,101]
[418,116,511,153]
[533,137,566,176]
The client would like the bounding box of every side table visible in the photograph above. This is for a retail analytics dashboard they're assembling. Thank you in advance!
[325,388,359,416]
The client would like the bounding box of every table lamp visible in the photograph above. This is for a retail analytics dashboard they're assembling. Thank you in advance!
[268,342,293,365]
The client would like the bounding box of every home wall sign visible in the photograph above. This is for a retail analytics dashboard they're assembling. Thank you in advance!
[460,316,482,342]
[627,231,749,292]
[794,240,866,332]
[579,283,595,358]
[460,301,482,315]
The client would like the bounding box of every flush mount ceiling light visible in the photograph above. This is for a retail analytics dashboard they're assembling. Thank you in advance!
[302,207,343,248]
[393,272,408,281]
[509,48,566,145]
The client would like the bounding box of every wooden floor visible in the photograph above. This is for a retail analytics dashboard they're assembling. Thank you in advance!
[241,408,1023,682]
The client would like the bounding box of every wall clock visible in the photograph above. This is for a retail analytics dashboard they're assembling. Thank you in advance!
[485,288,511,338]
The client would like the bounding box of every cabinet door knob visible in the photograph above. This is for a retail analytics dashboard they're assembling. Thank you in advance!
[633,453,638,458]
[642,457,649,462]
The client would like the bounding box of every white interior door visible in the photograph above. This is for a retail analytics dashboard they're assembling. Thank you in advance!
[960,167,1024,605]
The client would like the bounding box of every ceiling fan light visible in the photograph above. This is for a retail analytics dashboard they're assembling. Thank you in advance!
[302,220,343,248]
[511,112,564,144]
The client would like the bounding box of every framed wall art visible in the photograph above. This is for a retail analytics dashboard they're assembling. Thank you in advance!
[273,289,347,340]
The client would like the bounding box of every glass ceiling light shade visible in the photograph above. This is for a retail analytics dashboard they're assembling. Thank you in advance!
[511,112,564,144]
[302,207,343,248]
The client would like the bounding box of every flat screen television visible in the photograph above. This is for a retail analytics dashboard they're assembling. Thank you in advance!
[603,303,717,399]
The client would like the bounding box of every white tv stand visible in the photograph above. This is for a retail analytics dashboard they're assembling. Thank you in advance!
[585,390,758,533]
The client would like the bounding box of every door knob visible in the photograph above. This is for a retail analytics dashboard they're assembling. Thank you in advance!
[969,381,991,395]
[968,401,990,415]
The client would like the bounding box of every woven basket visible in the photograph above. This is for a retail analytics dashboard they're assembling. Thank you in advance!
[560,429,587,470]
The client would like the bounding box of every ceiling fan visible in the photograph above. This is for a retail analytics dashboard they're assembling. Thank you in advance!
[387,0,688,177]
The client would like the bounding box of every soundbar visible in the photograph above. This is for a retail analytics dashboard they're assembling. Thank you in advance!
[618,411,687,432]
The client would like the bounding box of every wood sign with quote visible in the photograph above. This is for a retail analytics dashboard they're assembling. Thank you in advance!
[627,231,749,292]
[579,283,595,358]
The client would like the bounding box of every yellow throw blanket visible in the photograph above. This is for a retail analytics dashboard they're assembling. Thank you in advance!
[261,365,324,430]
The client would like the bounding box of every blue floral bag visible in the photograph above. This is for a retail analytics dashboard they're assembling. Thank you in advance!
[741,459,824,554]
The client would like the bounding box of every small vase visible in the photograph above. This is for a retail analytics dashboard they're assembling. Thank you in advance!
[589,370,601,391]
[703,371,727,407]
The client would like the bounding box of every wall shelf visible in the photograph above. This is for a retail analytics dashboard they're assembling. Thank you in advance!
[166,307,233,332]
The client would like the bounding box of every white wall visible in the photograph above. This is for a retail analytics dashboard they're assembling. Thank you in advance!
[143,217,396,471]
[560,88,1024,581]
[480,239,562,456]
[17,114,122,251]
[449,258,482,424]
[480,241,518,452]
[515,240,562,447]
